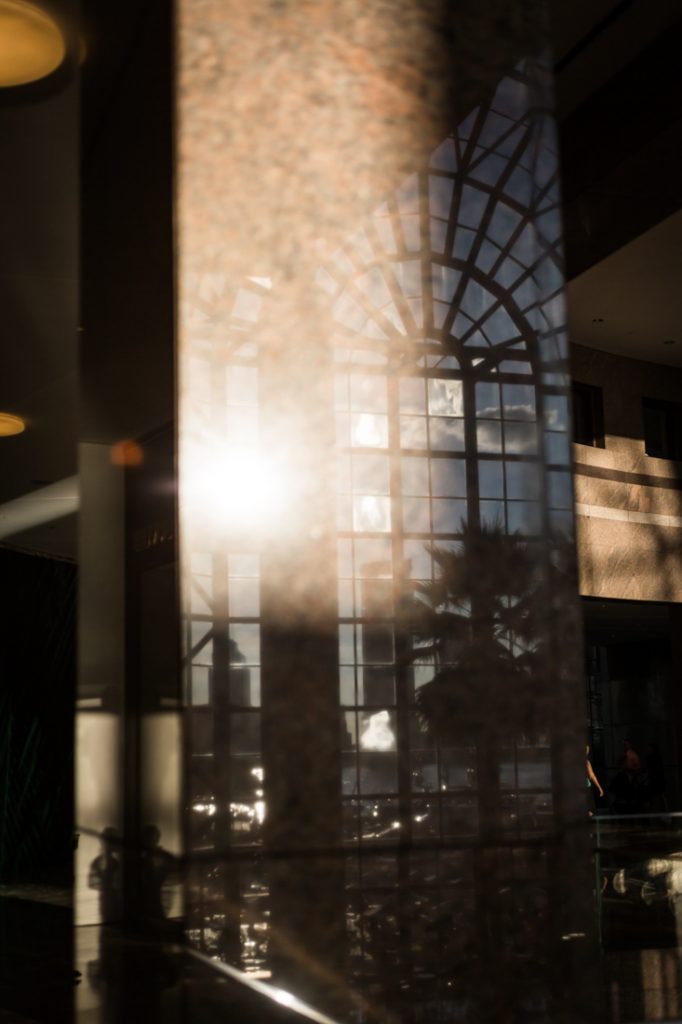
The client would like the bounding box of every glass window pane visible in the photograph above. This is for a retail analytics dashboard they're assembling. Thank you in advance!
[429,417,465,451]
[359,666,395,705]
[545,431,570,465]
[339,624,355,665]
[403,540,431,580]
[230,757,263,800]
[356,579,393,618]
[400,415,428,449]
[357,624,394,664]
[352,454,390,494]
[401,457,430,496]
[480,500,505,529]
[399,377,426,413]
[229,553,259,578]
[507,501,541,535]
[191,582,212,616]
[228,578,260,617]
[432,498,467,533]
[191,552,212,575]
[543,393,569,431]
[353,495,391,533]
[430,458,466,497]
[341,711,357,750]
[350,374,387,412]
[440,748,477,790]
[549,509,573,536]
[517,748,552,789]
[351,413,388,448]
[502,383,536,420]
[354,538,393,576]
[338,578,354,618]
[359,752,398,793]
[229,624,260,663]
[340,666,355,705]
[191,635,213,667]
[428,379,464,416]
[403,496,431,532]
[342,800,359,843]
[190,666,210,705]
[441,796,478,836]
[337,539,353,578]
[504,422,538,455]
[342,753,359,795]
[359,798,400,842]
[476,382,501,418]
[505,460,540,500]
[478,459,504,497]
[359,710,398,751]
[412,663,436,695]
[548,469,572,509]
[412,799,439,839]
[411,751,439,792]
[477,421,503,453]
[230,712,261,754]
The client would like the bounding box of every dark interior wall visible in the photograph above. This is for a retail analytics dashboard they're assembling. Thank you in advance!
[0,548,76,880]
[81,0,174,445]
[78,0,178,924]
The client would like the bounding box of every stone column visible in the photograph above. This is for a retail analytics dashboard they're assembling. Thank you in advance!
[176,3,602,1019]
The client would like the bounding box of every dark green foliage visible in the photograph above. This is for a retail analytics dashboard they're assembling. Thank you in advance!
[408,522,555,744]
[0,549,76,880]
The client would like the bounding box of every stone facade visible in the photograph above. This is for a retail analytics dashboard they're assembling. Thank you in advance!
[572,342,682,602]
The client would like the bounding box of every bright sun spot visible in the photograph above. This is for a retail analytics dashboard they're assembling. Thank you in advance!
[184,442,290,534]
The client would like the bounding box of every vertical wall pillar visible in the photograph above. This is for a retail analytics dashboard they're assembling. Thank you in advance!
[77,0,178,949]
[176,2,602,1019]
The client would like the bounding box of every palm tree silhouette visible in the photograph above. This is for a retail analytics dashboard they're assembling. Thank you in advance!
[407,520,557,748]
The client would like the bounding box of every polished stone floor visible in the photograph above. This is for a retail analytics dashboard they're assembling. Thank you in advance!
[0,885,338,1024]
[2,850,682,1024]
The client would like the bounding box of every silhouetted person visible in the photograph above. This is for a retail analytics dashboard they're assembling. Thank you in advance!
[88,826,121,922]
[586,745,603,814]
[139,824,177,923]
[618,738,641,774]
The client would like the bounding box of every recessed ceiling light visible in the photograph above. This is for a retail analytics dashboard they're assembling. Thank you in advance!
[0,413,26,436]
[0,1,66,88]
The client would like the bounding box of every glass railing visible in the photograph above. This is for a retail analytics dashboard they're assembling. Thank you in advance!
[593,812,682,1024]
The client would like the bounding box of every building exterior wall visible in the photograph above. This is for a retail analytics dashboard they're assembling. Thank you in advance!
[572,342,682,601]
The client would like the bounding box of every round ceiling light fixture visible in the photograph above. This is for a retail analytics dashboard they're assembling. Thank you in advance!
[0,412,26,436]
[0,1,66,88]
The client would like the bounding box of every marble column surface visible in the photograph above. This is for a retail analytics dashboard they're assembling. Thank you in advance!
[176,3,600,1022]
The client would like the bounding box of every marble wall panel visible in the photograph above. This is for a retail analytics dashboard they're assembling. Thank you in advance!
[570,343,682,602]
[176,4,600,1021]
[577,516,682,602]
